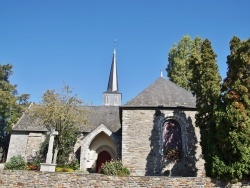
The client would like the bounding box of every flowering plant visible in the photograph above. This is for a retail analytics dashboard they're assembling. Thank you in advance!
[163,148,181,161]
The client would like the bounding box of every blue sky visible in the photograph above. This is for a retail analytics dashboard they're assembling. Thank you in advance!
[1,1,250,105]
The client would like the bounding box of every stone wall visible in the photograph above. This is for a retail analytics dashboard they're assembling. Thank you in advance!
[122,108,205,176]
[0,171,249,187]
[25,133,46,161]
[7,132,29,162]
[7,131,46,162]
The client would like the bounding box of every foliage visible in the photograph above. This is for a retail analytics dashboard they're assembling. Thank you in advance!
[163,148,181,161]
[29,85,88,164]
[25,154,43,170]
[64,159,80,170]
[26,163,40,170]
[0,64,29,162]
[101,160,130,176]
[212,36,250,181]
[166,35,202,90]
[166,35,250,181]
[40,134,49,162]
[4,155,26,170]
[119,167,130,176]
[189,39,222,177]
[55,167,74,172]
[57,159,80,171]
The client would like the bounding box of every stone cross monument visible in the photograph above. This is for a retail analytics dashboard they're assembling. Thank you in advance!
[46,129,58,164]
[40,129,59,172]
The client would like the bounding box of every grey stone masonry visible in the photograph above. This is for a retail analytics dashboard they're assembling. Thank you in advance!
[122,108,205,177]
[7,132,29,162]
[7,131,45,162]
[0,171,249,187]
[26,133,45,161]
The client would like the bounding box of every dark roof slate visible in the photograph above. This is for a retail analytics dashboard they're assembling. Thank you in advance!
[13,113,47,132]
[82,106,120,132]
[13,106,121,133]
[124,77,196,108]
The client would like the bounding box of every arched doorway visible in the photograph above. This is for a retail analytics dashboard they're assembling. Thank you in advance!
[96,150,111,173]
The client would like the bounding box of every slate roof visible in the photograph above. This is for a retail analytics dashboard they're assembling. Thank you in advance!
[12,112,47,132]
[13,106,121,133]
[124,77,196,108]
[12,77,195,132]
[82,106,120,132]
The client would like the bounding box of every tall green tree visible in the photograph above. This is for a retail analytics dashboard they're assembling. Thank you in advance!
[29,86,88,164]
[189,39,222,176]
[213,36,250,181]
[0,64,29,162]
[166,35,202,90]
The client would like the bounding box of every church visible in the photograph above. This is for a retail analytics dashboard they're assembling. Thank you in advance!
[7,47,205,177]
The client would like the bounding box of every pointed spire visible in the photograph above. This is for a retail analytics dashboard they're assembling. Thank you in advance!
[107,40,118,92]
[103,40,121,106]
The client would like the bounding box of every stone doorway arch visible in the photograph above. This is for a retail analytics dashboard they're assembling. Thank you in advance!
[80,123,118,172]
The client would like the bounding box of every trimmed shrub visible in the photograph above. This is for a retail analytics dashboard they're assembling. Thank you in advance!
[101,160,130,176]
[4,155,26,170]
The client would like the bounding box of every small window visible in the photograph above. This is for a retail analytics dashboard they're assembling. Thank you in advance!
[114,96,118,104]
[105,96,109,105]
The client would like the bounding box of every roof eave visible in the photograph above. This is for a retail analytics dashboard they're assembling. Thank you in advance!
[12,128,47,132]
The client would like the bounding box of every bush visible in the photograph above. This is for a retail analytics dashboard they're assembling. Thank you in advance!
[26,154,42,170]
[119,167,130,176]
[101,160,130,176]
[56,159,80,172]
[64,159,80,171]
[26,163,40,170]
[56,167,74,172]
[4,155,26,170]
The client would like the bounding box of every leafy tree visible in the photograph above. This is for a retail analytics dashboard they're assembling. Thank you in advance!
[0,64,29,162]
[166,35,202,90]
[29,86,88,164]
[189,39,222,177]
[213,36,250,181]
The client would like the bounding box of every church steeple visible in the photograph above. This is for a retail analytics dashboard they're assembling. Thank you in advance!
[103,41,122,106]
[107,48,118,92]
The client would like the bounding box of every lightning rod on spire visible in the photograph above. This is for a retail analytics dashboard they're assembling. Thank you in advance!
[114,38,116,52]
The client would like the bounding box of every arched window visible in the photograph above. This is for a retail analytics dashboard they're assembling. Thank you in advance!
[162,119,182,160]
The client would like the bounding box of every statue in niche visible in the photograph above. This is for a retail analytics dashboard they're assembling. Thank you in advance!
[162,120,182,161]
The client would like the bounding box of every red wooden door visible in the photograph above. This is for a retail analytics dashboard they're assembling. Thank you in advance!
[96,151,111,173]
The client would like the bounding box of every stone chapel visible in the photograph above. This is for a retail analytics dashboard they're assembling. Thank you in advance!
[7,47,205,176]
